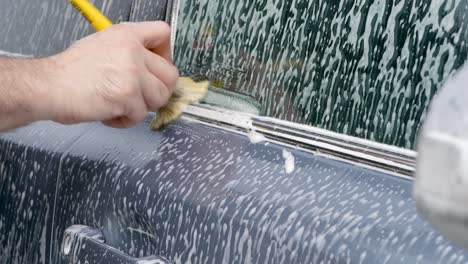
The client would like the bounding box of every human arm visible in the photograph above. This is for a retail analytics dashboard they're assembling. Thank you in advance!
[0,21,179,132]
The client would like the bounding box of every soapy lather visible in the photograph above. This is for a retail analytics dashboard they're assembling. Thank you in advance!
[68,0,209,130]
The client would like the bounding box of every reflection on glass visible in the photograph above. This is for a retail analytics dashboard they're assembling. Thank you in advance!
[174,0,468,149]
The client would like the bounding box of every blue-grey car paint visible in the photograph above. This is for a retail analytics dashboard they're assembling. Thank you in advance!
[1,0,468,262]
[1,116,468,263]
[0,0,168,57]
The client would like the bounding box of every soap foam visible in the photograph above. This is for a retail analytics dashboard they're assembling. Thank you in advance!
[282,149,295,174]
[248,130,267,144]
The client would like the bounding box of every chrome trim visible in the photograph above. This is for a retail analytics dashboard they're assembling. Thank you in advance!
[182,104,416,178]
[166,0,180,58]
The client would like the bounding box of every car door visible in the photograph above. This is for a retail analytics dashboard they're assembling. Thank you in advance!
[47,110,468,264]
[0,0,131,262]
[2,0,468,264]
[0,1,167,263]
[51,0,468,263]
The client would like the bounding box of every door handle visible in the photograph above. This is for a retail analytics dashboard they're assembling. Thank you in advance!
[61,225,171,264]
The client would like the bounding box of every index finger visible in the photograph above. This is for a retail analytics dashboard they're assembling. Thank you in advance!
[121,21,173,62]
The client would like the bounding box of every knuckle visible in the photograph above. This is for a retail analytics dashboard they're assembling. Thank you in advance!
[159,83,171,101]
[171,66,180,79]
[118,45,144,68]
[97,76,136,117]
[121,40,142,56]
[167,66,180,90]
[123,85,139,98]
[144,78,167,111]
[117,79,139,98]
[155,22,171,39]
[127,106,147,126]
[111,105,125,118]
[151,88,169,111]
[135,109,148,122]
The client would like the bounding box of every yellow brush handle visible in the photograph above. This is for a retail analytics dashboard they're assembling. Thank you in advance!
[69,0,113,31]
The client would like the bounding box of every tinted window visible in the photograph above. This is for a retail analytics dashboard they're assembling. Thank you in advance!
[174,0,468,149]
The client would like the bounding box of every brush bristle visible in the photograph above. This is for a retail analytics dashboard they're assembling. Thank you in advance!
[149,77,210,130]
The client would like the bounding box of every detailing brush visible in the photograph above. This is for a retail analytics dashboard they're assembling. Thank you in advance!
[68,0,209,130]
[149,77,209,129]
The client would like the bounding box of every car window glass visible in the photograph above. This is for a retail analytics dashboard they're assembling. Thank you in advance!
[173,0,468,149]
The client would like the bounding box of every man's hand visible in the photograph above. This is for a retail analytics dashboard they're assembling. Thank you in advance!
[0,21,179,131]
[45,21,179,128]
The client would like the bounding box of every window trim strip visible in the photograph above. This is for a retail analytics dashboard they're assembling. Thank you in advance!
[182,104,416,179]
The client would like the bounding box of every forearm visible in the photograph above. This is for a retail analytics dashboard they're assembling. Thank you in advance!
[0,56,51,132]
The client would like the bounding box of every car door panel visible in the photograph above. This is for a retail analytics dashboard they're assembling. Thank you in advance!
[0,0,133,57]
[1,0,468,263]
[37,115,468,263]
[0,122,92,263]
[129,0,169,22]
[1,115,468,263]
[0,2,169,263]
[0,0,170,57]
